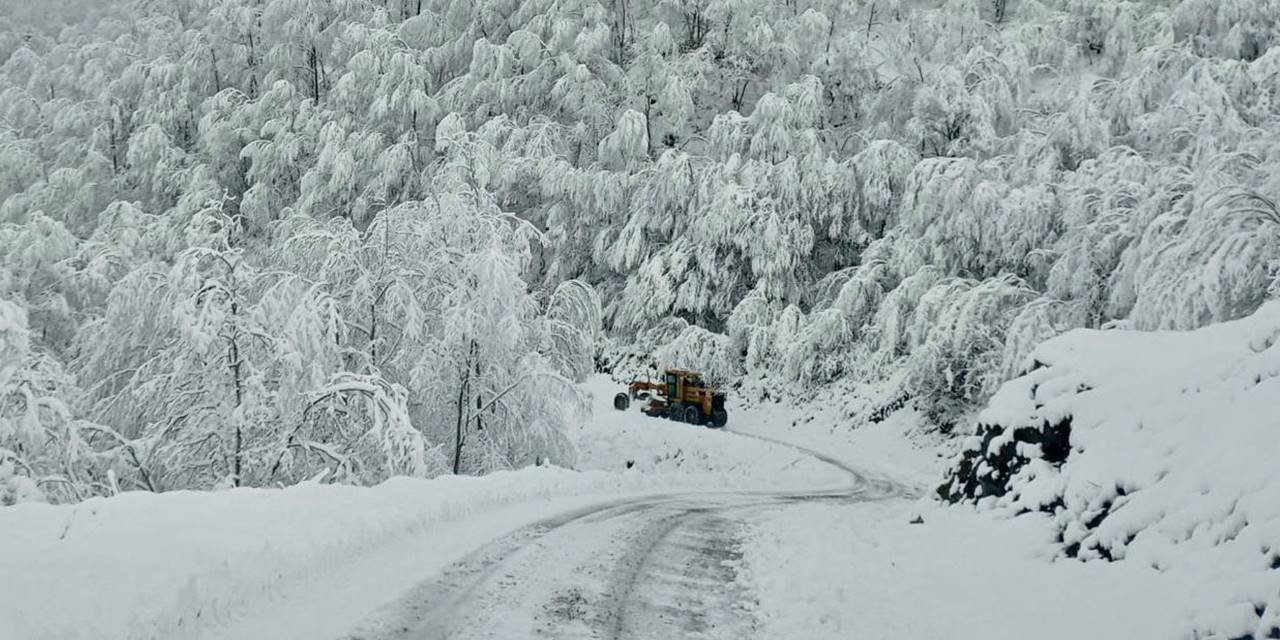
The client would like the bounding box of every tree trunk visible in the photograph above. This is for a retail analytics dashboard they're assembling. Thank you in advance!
[452,341,475,474]
[452,369,468,474]
[107,105,120,175]
[210,45,223,93]
[247,30,260,99]
[309,44,322,102]
[615,0,629,66]
[473,341,484,434]
[732,78,748,111]
[643,97,654,157]
[369,300,377,365]
[228,298,244,487]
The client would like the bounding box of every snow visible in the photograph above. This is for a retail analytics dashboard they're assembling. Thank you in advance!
[5,350,1277,639]
[568,375,846,490]
[729,377,947,490]
[0,470,607,640]
[738,500,1208,640]
[730,301,1280,640]
[954,300,1280,638]
[3,0,1279,636]
[0,375,845,640]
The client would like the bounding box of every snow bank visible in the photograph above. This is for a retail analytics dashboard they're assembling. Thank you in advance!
[939,301,1280,638]
[0,465,831,640]
[0,470,622,639]
[738,500,1208,640]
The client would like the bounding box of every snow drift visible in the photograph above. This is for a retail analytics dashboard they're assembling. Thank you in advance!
[939,300,1280,638]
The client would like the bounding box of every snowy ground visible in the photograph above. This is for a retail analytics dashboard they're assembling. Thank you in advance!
[728,387,944,490]
[0,375,848,640]
[0,373,1251,640]
[565,376,846,491]
[726,304,1280,640]
[737,500,1206,640]
[729,402,1213,640]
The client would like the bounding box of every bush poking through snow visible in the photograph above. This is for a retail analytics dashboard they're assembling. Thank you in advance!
[937,416,1072,503]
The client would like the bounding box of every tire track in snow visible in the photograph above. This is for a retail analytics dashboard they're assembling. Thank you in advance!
[728,429,916,501]
[339,495,687,640]
[339,430,910,640]
[604,510,693,639]
[603,507,753,640]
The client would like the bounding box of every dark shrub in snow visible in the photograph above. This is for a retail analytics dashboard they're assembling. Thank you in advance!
[937,416,1072,503]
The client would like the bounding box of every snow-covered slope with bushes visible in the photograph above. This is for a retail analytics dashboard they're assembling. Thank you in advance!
[939,300,1280,638]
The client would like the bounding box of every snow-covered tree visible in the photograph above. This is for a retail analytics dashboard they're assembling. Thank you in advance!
[5,0,1280,499]
[0,297,115,504]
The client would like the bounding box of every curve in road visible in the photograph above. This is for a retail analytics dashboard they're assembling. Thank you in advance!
[340,431,911,640]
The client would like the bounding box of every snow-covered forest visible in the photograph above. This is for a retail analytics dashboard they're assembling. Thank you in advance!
[3,0,1279,503]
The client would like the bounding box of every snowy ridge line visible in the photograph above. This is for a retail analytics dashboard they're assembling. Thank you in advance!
[0,461,849,640]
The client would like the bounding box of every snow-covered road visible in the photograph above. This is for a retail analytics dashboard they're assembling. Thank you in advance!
[341,437,906,640]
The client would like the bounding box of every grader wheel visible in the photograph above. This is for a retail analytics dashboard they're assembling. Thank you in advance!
[683,405,704,426]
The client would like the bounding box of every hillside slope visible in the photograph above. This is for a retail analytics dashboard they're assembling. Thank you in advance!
[940,300,1280,638]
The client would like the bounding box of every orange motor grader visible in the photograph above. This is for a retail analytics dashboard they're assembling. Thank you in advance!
[613,368,728,428]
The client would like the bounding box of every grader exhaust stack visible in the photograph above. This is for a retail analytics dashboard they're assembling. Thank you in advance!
[613,368,728,428]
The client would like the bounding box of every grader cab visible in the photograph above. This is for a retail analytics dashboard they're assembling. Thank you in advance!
[613,368,728,428]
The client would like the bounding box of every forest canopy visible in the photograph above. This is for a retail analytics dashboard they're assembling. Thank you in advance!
[2,0,1278,502]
